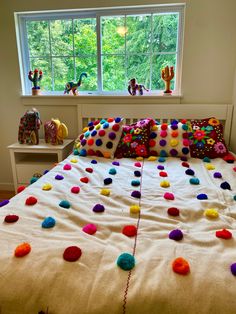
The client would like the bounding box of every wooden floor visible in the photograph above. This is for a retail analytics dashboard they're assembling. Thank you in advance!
[0,190,15,202]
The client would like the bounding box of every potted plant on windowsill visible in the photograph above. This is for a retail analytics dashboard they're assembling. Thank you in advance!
[28,69,43,95]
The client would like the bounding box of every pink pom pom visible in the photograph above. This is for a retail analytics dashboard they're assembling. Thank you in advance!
[134,162,142,167]
[71,186,80,194]
[164,192,175,200]
[63,164,72,170]
[82,223,97,235]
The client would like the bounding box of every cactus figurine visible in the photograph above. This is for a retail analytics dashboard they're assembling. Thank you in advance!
[28,69,43,95]
[161,66,174,94]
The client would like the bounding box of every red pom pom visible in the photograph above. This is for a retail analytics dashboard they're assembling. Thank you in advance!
[159,171,168,177]
[122,225,137,237]
[112,124,120,132]
[85,168,93,173]
[161,123,168,130]
[25,196,37,205]
[17,186,26,193]
[4,214,19,223]
[63,246,82,262]
[233,167,236,172]
[98,130,105,137]
[182,162,190,168]
[87,149,95,155]
[71,186,80,194]
[15,243,31,257]
[172,257,190,275]
[216,229,232,239]
[149,139,156,147]
[87,139,94,146]
[167,207,180,216]
[80,177,89,183]
[181,119,187,124]
[107,117,114,123]
[182,132,189,139]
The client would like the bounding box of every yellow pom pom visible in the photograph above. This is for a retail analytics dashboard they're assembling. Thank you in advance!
[70,158,78,163]
[83,127,89,132]
[42,183,52,191]
[130,205,140,214]
[151,125,158,131]
[95,124,101,130]
[204,208,219,218]
[170,139,179,147]
[148,156,157,161]
[160,180,170,188]
[205,164,215,170]
[100,189,110,196]
[136,157,143,161]
[75,142,81,149]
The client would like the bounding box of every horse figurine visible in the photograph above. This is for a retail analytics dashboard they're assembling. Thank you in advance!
[128,78,149,96]
[64,72,87,96]
[18,108,42,145]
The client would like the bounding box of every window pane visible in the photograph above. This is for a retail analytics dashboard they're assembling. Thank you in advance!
[127,55,150,89]
[74,18,97,56]
[152,14,178,53]
[101,16,125,54]
[152,54,176,90]
[52,57,74,91]
[27,21,50,57]
[126,15,151,54]
[30,58,52,91]
[50,20,73,56]
[102,56,125,91]
[75,57,97,91]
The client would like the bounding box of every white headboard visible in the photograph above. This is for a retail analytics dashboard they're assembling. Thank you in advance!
[77,103,233,146]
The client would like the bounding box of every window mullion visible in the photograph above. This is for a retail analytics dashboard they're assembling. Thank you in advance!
[72,18,76,81]
[48,20,54,91]
[149,14,153,91]
[96,14,102,93]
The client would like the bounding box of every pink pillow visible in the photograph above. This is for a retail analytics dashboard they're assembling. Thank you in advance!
[115,118,155,158]
[189,117,229,159]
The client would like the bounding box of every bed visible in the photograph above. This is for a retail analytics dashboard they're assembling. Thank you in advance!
[0,103,236,314]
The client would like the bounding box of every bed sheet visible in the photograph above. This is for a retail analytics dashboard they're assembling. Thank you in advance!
[0,155,236,314]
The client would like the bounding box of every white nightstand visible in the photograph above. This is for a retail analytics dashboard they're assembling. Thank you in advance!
[8,139,74,192]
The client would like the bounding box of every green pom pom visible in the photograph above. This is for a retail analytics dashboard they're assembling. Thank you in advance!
[190,178,200,185]
[109,168,117,175]
[59,200,70,209]
[203,157,211,162]
[117,253,135,271]
[30,177,38,184]
[234,195,236,201]
[73,149,79,155]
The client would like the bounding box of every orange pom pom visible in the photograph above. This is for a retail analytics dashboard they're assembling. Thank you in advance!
[14,242,31,257]
[172,257,190,275]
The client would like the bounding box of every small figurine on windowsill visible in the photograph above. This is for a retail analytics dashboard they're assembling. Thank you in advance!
[64,72,87,96]
[28,69,43,95]
[128,78,149,96]
[161,66,174,95]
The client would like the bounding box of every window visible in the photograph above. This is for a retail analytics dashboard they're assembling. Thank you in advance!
[15,5,185,95]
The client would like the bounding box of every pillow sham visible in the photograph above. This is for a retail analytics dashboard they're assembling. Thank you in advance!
[188,117,228,159]
[115,118,155,158]
[74,117,124,158]
[148,120,190,158]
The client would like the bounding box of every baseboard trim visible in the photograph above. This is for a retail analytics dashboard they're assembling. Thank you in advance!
[0,183,14,191]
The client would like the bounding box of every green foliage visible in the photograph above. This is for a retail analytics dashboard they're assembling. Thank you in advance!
[26,13,178,93]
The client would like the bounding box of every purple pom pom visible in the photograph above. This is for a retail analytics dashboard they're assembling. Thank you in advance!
[134,171,141,177]
[109,132,116,140]
[112,161,120,166]
[159,139,167,147]
[181,156,188,161]
[157,165,165,170]
[230,263,236,276]
[93,204,105,213]
[0,200,9,207]
[170,149,178,156]
[131,191,141,199]
[213,172,222,178]
[104,178,112,185]
[91,160,97,164]
[185,169,195,176]
[55,175,64,180]
[220,181,231,190]
[169,229,183,241]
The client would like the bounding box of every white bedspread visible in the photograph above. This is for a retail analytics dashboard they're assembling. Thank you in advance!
[0,155,236,314]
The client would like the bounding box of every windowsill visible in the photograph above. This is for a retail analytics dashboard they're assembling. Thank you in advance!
[21,93,182,106]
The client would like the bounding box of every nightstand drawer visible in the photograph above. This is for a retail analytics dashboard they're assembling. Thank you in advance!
[16,162,55,184]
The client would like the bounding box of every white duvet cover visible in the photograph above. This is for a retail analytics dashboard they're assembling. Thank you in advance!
[0,155,236,314]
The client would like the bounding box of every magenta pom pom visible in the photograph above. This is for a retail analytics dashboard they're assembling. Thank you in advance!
[164,192,175,200]
[134,162,142,168]
[71,186,80,194]
[82,223,97,235]
[63,164,72,170]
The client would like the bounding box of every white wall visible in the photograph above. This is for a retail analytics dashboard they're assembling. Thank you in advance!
[1,0,236,190]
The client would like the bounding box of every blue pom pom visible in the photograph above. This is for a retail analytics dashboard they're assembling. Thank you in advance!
[131,180,140,186]
[115,117,121,123]
[104,178,112,185]
[59,200,70,209]
[220,181,231,190]
[42,217,56,228]
[117,253,135,271]
[158,157,166,163]
[96,139,103,146]
[30,177,38,184]
[150,132,157,139]
[73,149,79,155]
[43,170,49,175]
[190,178,200,185]
[197,193,208,200]
[134,170,141,177]
[88,121,94,127]
[160,150,168,157]
[0,200,9,207]
[103,122,109,129]
[84,131,90,138]
[182,147,189,155]
[100,119,106,124]
[79,149,87,156]
[91,130,97,137]
[203,157,211,162]
[185,169,195,176]
[91,159,97,164]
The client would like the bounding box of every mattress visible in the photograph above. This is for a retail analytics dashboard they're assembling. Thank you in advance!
[0,155,236,314]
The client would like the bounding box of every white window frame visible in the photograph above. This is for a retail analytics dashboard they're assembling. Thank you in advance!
[14,4,185,96]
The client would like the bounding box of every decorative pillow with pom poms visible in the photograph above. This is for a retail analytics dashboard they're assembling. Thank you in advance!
[74,117,124,158]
